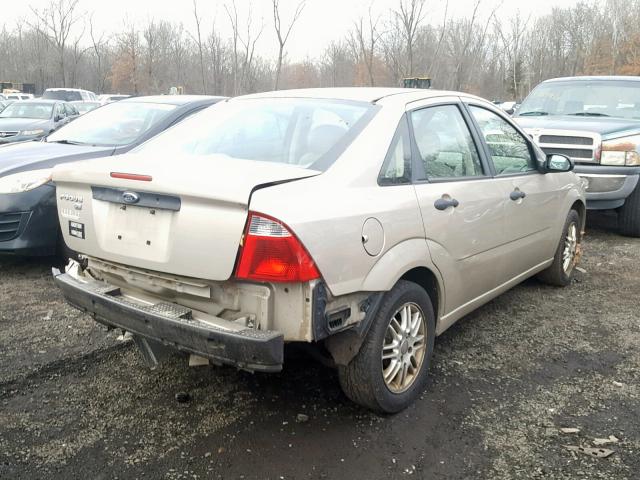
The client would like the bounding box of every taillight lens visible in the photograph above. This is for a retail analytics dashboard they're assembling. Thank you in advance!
[235,212,321,283]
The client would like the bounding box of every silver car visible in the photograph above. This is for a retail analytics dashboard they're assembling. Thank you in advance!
[52,88,586,412]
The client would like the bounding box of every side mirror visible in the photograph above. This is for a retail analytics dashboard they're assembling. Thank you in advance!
[55,114,63,122]
[545,153,573,173]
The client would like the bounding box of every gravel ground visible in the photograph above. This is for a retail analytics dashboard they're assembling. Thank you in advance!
[0,211,638,479]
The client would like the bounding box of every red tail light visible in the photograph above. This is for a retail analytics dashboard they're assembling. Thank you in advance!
[235,212,321,283]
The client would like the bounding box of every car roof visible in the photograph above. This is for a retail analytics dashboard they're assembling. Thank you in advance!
[45,87,93,92]
[236,87,484,105]
[120,95,226,106]
[543,75,640,83]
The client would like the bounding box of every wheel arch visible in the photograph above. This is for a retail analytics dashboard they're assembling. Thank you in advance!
[325,240,445,366]
[570,199,587,233]
[399,267,442,327]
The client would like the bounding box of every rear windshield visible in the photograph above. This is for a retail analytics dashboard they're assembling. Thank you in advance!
[135,98,377,171]
[43,90,83,101]
[518,80,640,119]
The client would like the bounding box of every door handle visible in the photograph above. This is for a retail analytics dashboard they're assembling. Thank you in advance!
[510,190,526,201]
[434,197,459,211]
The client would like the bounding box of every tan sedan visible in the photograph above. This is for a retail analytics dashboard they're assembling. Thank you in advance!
[52,88,586,412]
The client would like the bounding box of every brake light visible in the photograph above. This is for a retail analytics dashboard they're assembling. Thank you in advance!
[235,212,320,283]
[110,172,153,182]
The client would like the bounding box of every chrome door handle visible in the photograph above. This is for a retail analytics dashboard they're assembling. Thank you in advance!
[434,198,459,210]
[510,190,526,201]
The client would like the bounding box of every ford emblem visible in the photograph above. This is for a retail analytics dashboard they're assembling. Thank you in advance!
[122,191,140,204]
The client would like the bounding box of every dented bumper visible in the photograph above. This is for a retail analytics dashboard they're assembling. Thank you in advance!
[53,268,284,372]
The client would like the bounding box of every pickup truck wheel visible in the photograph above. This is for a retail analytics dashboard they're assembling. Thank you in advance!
[618,183,640,237]
[337,280,435,413]
[537,209,581,287]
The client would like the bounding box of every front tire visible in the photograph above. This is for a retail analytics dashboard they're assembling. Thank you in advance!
[618,183,640,237]
[338,280,435,413]
[538,209,581,287]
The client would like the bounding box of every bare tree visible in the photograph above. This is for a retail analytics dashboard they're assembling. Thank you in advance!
[190,0,207,94]
[494,12,530,99]
[426,0,448,81]
[30,0,85,86]
[271,0,306,90]
[392,0,426,76]
[349,5,382,86]
[238,12,264,93]
[225,1,241,95]
[88,15,109,93]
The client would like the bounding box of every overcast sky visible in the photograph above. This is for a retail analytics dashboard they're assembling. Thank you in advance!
[5,0,582,61]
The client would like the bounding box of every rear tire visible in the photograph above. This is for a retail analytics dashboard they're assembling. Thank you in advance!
[538,209,581,287]
[338,280,435,413]
[618,183,640,237]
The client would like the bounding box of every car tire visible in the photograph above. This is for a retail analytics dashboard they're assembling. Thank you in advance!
[618,184,640,237]
[537,209,581,287]
[337,280,435,413]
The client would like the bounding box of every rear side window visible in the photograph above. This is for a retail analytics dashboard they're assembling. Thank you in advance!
[469,106,536,175]
[379,116,411,185]
[411,104,484,180]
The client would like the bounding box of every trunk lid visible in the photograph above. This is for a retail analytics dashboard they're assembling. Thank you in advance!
[53,153,320,281]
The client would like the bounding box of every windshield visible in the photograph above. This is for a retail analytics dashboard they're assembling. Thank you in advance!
[0,102,53,120]
[47,101,177,146]
[135,98,376,171]
[518,80,640,119]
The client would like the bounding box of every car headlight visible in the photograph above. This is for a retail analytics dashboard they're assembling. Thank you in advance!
[20,129,45,136]
[0,169,52,194]
[601,135,640,166]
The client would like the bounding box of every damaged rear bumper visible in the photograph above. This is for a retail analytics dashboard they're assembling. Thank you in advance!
[53,269,284,372]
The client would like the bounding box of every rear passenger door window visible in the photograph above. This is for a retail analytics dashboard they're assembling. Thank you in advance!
[410,105,484,181]
[469,106,536,175]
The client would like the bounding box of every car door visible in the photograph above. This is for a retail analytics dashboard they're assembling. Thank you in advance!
[408,98,506,318]
[466,102,565,283]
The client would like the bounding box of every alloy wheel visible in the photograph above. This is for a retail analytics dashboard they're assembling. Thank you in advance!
[562,222,579,274]
[381,302,427,394]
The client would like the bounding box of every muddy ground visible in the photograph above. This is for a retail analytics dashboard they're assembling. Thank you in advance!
[0,211,638,480]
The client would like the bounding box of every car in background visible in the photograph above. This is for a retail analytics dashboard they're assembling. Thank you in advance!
[71,101,101,115]
[5,93,35,101]
[515,76,640,236]
[0,95,225,258]
[0,99,78,144]
[52,88,585,412]
[98,94,130,104]
[43,88,97,102]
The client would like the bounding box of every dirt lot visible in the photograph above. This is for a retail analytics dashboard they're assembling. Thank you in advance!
[0,212,638,480]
